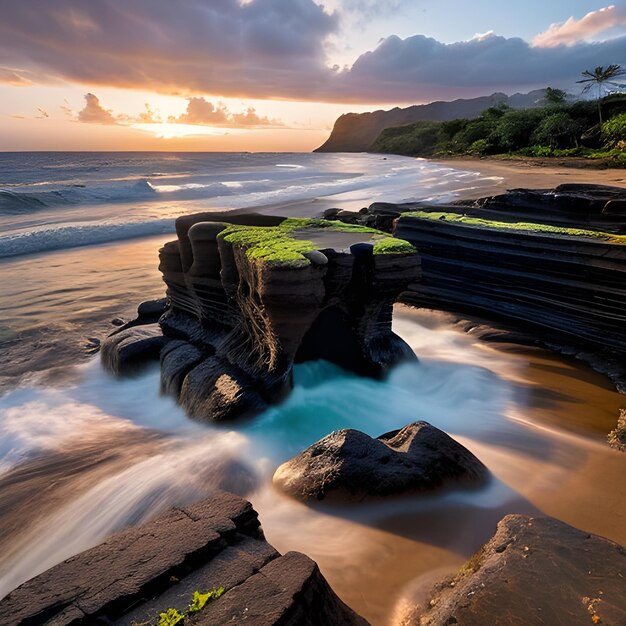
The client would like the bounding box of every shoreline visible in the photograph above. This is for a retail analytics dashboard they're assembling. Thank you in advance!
[432,156,626,199]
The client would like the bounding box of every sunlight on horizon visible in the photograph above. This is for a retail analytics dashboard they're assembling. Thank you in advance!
[130,123,245,139]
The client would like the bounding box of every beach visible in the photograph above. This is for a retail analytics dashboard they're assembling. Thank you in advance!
[434,156,626,198]
[0,152,625,624]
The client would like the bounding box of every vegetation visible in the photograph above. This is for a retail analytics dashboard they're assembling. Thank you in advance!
[188,587,225,613]
[156,587,225,625]
[372,236,416,255]
[370,89,626,163]
[607,409,626,452]
[577,64,626,125]
[402,210,626,244]
[219,218,415,266]
[156,608,185,626]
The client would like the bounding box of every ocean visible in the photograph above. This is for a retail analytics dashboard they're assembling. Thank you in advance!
[0,152,623,624]
[0,152,501,259]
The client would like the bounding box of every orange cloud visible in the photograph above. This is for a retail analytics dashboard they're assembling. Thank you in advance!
[170,97,283,128]
[533,5,626,48]
[173,98,230,125]
[77,93,116,124]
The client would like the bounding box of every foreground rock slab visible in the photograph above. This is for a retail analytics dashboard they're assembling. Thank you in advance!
[413,514,626,626]
[273,421,488,502]
[0,492,369,626]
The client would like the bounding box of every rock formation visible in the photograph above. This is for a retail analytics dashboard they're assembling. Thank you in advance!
[101,212,420,422]
[273,421,488,502]
[394,204,626,355]
[410,514,626,626]
[324,185,626,372]
[0,493,369,626]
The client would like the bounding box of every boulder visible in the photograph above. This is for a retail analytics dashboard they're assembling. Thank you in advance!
[412,514,626,626]
[100,323,170,375]
[273,421,488,502]
[0,492,369,626]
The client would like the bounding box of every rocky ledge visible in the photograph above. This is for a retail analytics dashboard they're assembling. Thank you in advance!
[410,514,626,626]
[101,213,419,422]
[273,421,488,502]
[324,184,626,400]
[394,207,626,354]
[0,492,369,626]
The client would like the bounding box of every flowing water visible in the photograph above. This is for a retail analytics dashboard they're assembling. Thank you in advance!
[0,152,624,625]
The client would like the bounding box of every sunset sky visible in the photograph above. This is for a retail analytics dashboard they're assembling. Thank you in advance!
[1,0,625,151]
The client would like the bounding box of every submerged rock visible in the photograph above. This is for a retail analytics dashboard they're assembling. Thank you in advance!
[104,212,420,422]
[100,323,170,375]
[273,421,488,502]
[412,514,626,626]
[0,492,369,626]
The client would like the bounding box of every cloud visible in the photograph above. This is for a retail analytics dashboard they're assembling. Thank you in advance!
[77,93,116,124]
[173,98,230,125]
[137,103,161,124]
[0,0,338,99]
[332,32,626,102]
[533,5,626,48]
[170,97,283,127]
[231,106,281,126]
[0,66,32,85]
[0,1,625,104]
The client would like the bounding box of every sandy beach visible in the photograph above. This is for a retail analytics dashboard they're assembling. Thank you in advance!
[434,157,626,198]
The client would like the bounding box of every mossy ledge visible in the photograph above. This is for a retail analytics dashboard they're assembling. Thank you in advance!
[402,210,626,244]
[101,211,420,422]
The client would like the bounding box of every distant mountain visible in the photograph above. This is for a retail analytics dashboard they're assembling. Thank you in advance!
[314,90,548,153]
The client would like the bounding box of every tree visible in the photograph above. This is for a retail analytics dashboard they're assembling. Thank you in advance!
[577,64,626,125]
[531,112,580,149]
[543,87,567,106]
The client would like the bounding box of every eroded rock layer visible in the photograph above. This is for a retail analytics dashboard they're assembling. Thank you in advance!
[0,493,369,626]
[394,208,626,354]
[102,212,420,422]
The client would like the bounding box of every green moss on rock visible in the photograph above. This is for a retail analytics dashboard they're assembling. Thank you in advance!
[219,218,415,265]
[402,210,626,244]
[372,237,417,255]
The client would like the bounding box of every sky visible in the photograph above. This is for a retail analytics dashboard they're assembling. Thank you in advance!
[1,0,625,151]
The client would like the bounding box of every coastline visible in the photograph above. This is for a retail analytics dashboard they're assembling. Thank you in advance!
[432,156,626,199]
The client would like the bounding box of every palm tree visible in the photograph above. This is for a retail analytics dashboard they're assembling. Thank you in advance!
[577,64,626,126]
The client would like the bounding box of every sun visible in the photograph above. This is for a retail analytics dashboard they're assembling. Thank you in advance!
[130,123,244,139]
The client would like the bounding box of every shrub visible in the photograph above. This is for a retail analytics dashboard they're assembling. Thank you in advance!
[602,112,626,148]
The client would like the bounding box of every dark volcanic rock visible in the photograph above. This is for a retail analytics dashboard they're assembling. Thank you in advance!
[460,183,626,234]
[392,186,626,362]
[0,493,369,626]
[106,212,419,422]
[413,514,626,626]
[273,421,488,502]
[100,323,170,375]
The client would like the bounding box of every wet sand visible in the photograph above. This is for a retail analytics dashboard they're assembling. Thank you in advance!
[433,157,626,198]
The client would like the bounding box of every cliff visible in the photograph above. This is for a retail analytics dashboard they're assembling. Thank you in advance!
[314,90,546,153]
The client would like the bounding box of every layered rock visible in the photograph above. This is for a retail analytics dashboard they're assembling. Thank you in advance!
[0,492,369,626]
[102,212,420,422]
[273,421,488,502]
[411,514,626,626]
[394,207,626,354]
[325,184,626,235]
